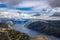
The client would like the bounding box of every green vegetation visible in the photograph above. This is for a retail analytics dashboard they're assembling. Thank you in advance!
[7,29,30,40]
[0,22,30,40]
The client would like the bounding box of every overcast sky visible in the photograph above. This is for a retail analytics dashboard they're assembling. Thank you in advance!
[0,0,60,12]
[0,0,60,10]
[0,0,51,11]
[0,0,60,7]
[0,0,59,19]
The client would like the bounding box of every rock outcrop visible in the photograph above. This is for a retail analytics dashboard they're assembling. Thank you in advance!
[25,20,60,38]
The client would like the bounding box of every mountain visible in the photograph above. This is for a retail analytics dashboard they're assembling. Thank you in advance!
[25,20,60,38]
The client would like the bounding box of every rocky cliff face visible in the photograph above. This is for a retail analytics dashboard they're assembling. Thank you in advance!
[26,20,60,38]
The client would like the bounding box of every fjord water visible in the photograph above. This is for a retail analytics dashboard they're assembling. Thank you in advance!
[12,20,60,40]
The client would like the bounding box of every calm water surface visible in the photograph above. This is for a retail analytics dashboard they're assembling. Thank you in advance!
[12,21,60,40]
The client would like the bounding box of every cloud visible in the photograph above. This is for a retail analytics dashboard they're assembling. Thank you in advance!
[0,0,57,19]
[0,8,20,20]
[0,8,9,12]
[0,8,35,20]
[32,1,51,11]
[0,7,59,20]
[14,0,52,16]
[0,0,8,3]
[0,0,60,8]
[46,0,60,7]
[0,0,21,7]
[15,0,51,11]
[15,1,41,8]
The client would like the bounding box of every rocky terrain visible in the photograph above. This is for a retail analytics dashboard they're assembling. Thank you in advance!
[26,20,60,38]
[0,29,30,40]
[7,29,30,40]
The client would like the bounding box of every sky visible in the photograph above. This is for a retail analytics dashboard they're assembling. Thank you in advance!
[0,0,60,20]
[0,0,52,14]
